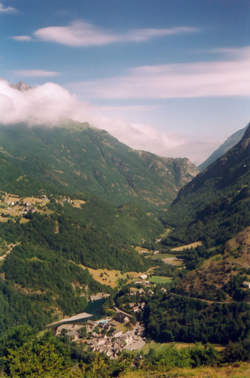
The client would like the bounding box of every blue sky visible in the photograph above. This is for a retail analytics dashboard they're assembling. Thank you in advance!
[0,0,250,163]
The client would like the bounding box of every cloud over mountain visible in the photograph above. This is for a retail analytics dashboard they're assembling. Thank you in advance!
[0,79,216,163]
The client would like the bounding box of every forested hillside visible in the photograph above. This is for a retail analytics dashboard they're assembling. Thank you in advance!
[0,190,165,331]
[164,124,250,246]
[0,122,198,211]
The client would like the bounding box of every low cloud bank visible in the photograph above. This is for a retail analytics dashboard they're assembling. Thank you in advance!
[0,79,214,163]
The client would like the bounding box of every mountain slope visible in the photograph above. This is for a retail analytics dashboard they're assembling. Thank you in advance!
[1,121,197,331]
[0,122,198,211]
[0,190,161,331]
[164,123,250,246]
[199,125,247,170]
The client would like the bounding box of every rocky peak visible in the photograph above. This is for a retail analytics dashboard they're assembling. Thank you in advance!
[11,81,32,91]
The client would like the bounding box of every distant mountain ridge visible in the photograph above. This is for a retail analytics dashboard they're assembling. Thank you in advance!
[161,124,250,305]
[199,125,248,170]
[165,123,250,246]
[0,122,198,211]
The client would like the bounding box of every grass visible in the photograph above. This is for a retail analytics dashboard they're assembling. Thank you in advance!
[142,341,224,354]
[0,216,11,223]
[71,199,87,208]
[80,265,141,288]
[0,243,18,262]
[150,253,173,260]
[19,217,30,224]
[135,246,153,255]
[149,276,172,284]
[141,341,196,354]
[160,227,172,238]
[149,253,183,266]
[162,256,183,266]
[119,363,250,377]
[171,241,202,252]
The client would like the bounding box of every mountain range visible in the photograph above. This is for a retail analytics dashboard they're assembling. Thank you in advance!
[162,124,250,303]
[0,122,198,211]
[0,118,249,376]
[0,121,199,330]
[199,125,248,170]
[165,123,250,246]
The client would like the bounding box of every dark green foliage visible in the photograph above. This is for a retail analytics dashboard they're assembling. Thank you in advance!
[143,291,250,345]
[223,274,248,301]
[0,192,162,330]
[180,245,219,270]
[221,340,250,362]
[150,260,178,278]
[0,330,72,377]
[0,279,52,332]
[0,202,154,271]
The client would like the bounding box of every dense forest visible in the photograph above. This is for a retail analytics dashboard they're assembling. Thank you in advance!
[143,291,250,345]
[0,194,163,332]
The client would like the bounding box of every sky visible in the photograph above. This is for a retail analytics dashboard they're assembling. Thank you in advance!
[0,0,250,164]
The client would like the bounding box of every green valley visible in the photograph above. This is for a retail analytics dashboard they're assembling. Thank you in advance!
[0,122,249,377]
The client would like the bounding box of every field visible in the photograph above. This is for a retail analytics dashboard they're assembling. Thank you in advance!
[142,341,225,354]
[171,241,202,252]
[80,265,142,288]
[149,276,172,284]
[150,253,183,266]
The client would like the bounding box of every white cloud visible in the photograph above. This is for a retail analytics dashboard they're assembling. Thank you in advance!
[33,20,198,46]
[0,2,16,13]
[71,46,250,99]
[0,78,209,162]
[13,70,60,78]
[12,35,32,42]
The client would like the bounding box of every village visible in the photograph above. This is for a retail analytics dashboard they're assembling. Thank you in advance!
[49,275,160,359]
[47,265,176,360]
[0,192,87,223]
[0,192,51,223]
[54,308,146,358]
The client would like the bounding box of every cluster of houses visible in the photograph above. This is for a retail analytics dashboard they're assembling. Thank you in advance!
[0,194,49,220]
[84,320,145,358]
[54,310,145,359]
[1,199,36,218]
